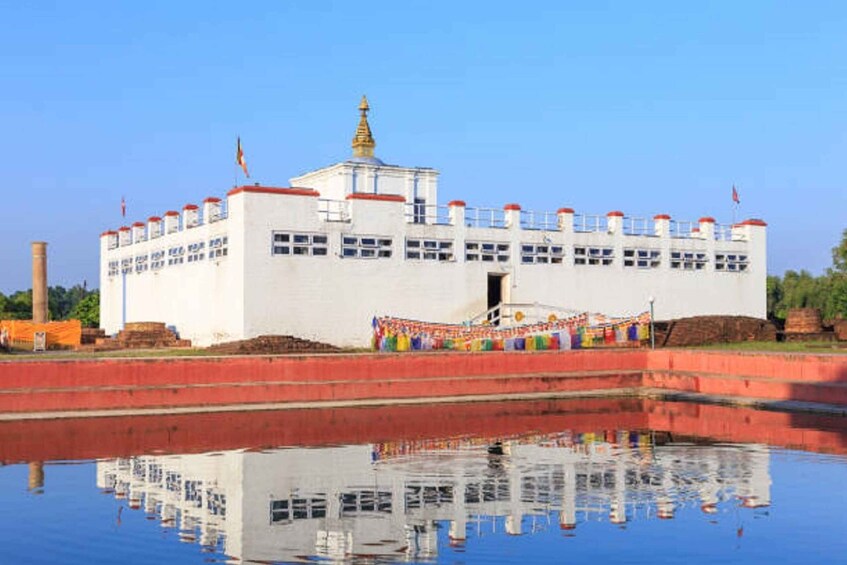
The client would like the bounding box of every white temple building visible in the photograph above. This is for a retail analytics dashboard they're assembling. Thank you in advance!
[99,97,767,347]
[96,433,772,562]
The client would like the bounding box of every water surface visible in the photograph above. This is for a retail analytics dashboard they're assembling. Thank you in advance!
[1,398,846,564]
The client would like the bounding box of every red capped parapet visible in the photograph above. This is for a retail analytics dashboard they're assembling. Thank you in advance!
[653,214,671,220]
[503,203,521,211]
[148,216,163,239]
[163,210,180,234]
[203,197,223,223]
[117,226,131,246]
[698,216,716,224]
[557,207,575,214]
[448,200,466,207]
[606,210,625,234]
[131,221,146,243]
[183,204,200,228]
[100,230,119,249]
[227,185,320,198]
[740,218,767,227]
[346,193,405,202]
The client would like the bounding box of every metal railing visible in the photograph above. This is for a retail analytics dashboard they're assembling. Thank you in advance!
[622,216,656,237]
[205,201,228,224]
[318,199,351,222]
[465,207,507,229]
[573,214,609,233]
[520,210,559,231]
[669,220,697,239]
[714,223,746,242]
[467,302,588,327]
[404,202,451,225]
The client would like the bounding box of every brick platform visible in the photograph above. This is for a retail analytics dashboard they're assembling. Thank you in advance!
[653,316,776,347]
[0,350,846,418]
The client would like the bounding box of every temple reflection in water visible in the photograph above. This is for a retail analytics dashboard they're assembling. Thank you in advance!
[96,430,771,562]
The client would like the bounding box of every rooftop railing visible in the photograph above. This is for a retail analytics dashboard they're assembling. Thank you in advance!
[464,207,507,229]
[573,214,609,233]
[404,202,451,225]
[669,220,697,239]
[715,223,746,242]
[622,216,657,237]
[520,210,559,231]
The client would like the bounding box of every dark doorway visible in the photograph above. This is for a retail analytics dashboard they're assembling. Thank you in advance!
[487,273,505,325]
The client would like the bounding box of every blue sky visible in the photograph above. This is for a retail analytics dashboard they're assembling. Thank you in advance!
[1,0,845,292]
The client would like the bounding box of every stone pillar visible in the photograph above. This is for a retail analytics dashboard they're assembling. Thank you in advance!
[31,241,48,323]
[28,461,44,490]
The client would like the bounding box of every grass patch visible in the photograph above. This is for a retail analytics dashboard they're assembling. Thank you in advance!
[0,346,370,361]
[692,340,847,353]
[0,348,221,360]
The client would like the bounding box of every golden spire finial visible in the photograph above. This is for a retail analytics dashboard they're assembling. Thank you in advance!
[352,95,376,158]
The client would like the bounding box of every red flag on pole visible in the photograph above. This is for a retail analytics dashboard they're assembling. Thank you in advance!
[732,185,740,204]
[121,196,126,218]
[236,137,249,178]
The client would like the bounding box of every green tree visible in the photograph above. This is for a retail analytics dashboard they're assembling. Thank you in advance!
[68,290,99,327]
[4,290,32,320]
[766,275,783,320]
[833,228,847,274]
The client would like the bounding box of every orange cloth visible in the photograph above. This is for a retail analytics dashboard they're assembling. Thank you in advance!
[0,320,82,346]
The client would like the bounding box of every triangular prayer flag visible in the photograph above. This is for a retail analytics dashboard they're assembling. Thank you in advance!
[732,184,740,204]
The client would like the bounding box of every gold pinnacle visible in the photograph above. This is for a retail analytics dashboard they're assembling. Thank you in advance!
[352,95,376,158]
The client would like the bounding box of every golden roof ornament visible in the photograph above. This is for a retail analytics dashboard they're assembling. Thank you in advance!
[351,95,376,158]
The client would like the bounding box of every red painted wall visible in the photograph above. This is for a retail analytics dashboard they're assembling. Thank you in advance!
[0,349,845,416]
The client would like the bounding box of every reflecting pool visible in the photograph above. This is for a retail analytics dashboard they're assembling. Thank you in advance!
[2,398,847,564]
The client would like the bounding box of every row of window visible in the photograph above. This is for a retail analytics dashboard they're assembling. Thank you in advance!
[269,481,515,525]
[272,232,328,256]
[107,236,229,276]
[267,233,751,272]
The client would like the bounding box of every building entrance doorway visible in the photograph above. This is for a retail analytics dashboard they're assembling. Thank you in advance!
[487,273,508,325]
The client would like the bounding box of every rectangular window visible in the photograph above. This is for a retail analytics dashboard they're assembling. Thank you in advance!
[406,238,453,261]
[150,250,165,271]
[574,246,613,266]
[339,490,393,517]
[271,232,328,257]
[623,248,661,268]
[670,249,708,270]
[466,241,510,263]
[209,235,228,259]
[134,255,148,273]
[521,242,564,264]
[341,235,393,259]
[269,497,327,524]
[167,246,185,266]
[187,241,205,263]
[108,260,119,277]
[121,258,133,274]
[715,252,748,272]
